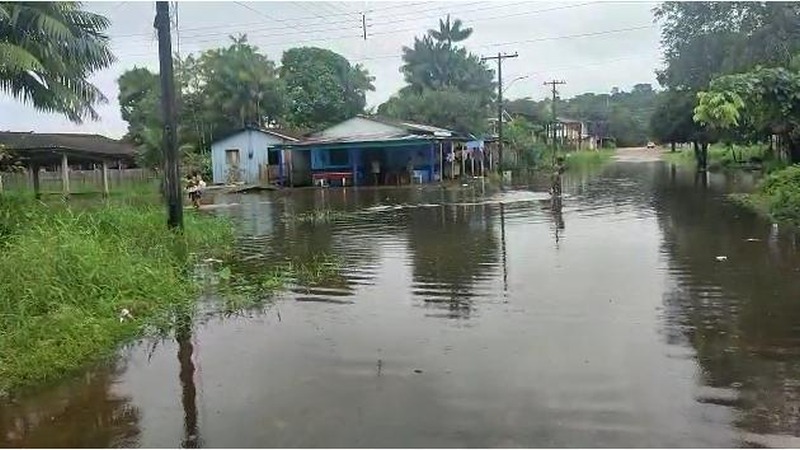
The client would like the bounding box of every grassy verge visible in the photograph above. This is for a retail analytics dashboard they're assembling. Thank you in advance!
[662,143,787,172]
[728,165,800,228]
[562,149,615,171]
[0,194,235,394]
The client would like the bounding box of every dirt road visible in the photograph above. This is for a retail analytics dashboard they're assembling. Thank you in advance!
[613,147,666,163]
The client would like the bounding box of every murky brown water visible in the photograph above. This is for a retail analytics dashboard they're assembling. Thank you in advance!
[3,160,800,448]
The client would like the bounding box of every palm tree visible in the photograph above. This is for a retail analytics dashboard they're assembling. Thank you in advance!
[428,15,473,48]
[0,2,114,123]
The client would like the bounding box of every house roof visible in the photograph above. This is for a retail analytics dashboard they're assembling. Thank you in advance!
[211,126,301,145]
[280,115,468,149]
[0,131,135,163]
[358,115,456,137]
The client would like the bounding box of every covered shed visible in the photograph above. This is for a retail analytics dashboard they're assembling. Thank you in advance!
[0,131,136,197]
[272,116,470,187]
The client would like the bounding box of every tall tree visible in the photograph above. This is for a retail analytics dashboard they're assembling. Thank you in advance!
[280,46,374,129]
[382,16,494,133]
[428,14,473,48]
[0,2,114,122]
[198,35,284,134]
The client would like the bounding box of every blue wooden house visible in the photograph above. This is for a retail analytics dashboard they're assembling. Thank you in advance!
[271,116,468,187]
[210,127,299,185]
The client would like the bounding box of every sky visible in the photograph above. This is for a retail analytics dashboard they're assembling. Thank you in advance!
[0,0,664,138]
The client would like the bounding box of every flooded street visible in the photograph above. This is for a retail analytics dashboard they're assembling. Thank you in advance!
[3,159,800,447]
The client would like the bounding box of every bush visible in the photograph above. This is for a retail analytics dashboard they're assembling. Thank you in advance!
[757,165,800,226]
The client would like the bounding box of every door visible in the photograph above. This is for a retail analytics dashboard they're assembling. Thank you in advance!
[225,149,241,183]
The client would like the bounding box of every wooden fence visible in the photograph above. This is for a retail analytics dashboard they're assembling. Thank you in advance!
[0,168,157,194]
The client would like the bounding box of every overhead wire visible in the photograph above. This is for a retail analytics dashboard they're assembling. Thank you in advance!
[111,0,600,57]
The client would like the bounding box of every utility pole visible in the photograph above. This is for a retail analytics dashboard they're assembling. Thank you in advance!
[543,79,566,163]
[155,1,183,229]
[481,52,518,175]
[361,12,367,40]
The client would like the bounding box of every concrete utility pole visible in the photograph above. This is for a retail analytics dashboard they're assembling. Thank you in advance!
[544,79,566,163]
[155,1,183,229]
[481,52,518,175]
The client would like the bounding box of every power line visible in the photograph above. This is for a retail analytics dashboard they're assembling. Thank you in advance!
[114,0,534,43]
[111,21,656,66]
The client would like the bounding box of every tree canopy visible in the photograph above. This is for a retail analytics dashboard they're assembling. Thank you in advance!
[0,2,114,122]
[378,16,495,134]
[280,46,374,129]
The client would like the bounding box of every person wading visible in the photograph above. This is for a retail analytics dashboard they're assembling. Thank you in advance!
[371,158,381,186]
[551,156,566,197]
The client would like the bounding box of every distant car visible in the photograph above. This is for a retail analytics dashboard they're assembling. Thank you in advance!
[646,142,656,149]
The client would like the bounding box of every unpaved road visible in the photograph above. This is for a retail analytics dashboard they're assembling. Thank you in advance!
[613,146,666,162]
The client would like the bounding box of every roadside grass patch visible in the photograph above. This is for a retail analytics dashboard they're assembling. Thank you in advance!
[0,195,234,393]
[728,165,800,228]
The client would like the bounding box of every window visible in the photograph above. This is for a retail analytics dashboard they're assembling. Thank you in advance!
[267,149,280,165]
[329,149,349,166]
[225,149,240,167]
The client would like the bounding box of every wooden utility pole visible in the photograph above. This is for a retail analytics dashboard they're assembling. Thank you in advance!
[155,1,183,229]
[544,79,566,163]
[481,52,518,175]
[361,13,367,40]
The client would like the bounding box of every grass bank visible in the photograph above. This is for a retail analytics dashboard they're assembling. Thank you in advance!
[663,143,787,173]
[562,149,615,171]
[0,195,235,394]
[728,165,800,228]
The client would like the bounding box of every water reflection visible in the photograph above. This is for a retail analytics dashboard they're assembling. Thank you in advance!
[0,361,140,447]
[177,320,201,448]
[653,163,800,443]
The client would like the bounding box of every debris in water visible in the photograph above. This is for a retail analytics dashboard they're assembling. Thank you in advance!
[203,257,223,263]
[413,369,423,374]
[745,238,761,242]
[119,308,134,322]
[715,256,728,262]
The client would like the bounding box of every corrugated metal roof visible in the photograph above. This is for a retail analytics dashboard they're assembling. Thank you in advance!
[0,131,135,157]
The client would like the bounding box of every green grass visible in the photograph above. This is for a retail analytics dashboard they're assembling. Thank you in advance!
[562,149,615,170]
[662,143,787,172]
[0,194,236,394]
[728,165,800,228]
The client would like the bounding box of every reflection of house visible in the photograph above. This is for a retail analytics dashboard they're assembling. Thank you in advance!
[210,127,299,185]
[272,115,469,187]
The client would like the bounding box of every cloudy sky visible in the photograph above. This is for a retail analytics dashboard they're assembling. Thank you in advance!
[0,0,663,138]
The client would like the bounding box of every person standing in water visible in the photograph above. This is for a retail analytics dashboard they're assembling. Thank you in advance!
[551,156,565,197]
[371,158,381,186]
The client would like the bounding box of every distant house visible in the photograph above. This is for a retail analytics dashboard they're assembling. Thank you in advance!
[544,117,599,150]
[210,127,298,185]
[272,115,471,187]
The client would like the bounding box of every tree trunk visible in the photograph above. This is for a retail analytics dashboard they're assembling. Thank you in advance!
[693,141,708,172]
[670,142,676,153]
[788,135,800,164]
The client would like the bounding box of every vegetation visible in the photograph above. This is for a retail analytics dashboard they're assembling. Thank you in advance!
[652,2,800,170]
[377,16,495,134]
[0,195,235,392]
[117,36,375,170]
[0,2,114,122]
[506,84,658,148]
[729,165,800,228]
[281,47,375,129]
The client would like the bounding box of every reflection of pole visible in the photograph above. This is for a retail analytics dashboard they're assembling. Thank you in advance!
[551,195,564,246]
[177,320,200,448]
[500,203,508,297]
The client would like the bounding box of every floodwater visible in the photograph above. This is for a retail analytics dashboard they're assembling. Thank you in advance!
[3,159,800,448]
